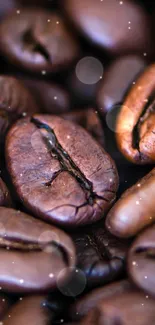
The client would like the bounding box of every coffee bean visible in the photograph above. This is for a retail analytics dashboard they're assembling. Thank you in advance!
[3,295,54,325]
[22,79,70,114]
[70,280,133,321]
[0,76,38,143]
[106,168,155,238]
[0,207,75,293]
[128,224,155,297]
[97,55,147,117]
[64,0,152,56]
[0,178,12,207]
[0,8,80,73]
[61,109,105,147]
[80,291,155,325]
[72,226,129,289]
[116,64,155,164]
[6,115,118,227]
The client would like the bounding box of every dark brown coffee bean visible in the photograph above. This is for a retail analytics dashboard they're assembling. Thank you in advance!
[61,109,105,147]
[3,295,54,325]
[80,291,155,325]
[128,224,155,297]
[72,226,129,289]
[0,207,75,293]
[64,0,152,56]
[106,168,155,238]
[116,64,155,164]
[97,55,147,117]
[22,79,70,114]
[0,76,38,142]
[0,9,80,73]
[70,280,133,321]
[6,115,118,227]
[0,178,12,207]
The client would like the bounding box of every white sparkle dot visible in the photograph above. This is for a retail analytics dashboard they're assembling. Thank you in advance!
[56,21,59,24]
[20,279,24,284]
[109,178,113,183]
[22,112,27,117]
[42,70,46,75]
[76,269,79,273]
[47,19,51,23]
[138,86,142,90]
[137,183,141,187]
[142,303,144,306]
[128,27,131,30]
[132,261,136,265]
[67,135,70,139]
[2,299,5,302]
[0,322,3,325]
[136,201,139,205]
[0,287,2,290]
[143,53,147,56]
[16,10,20,14]
[146,296,149,299]
[150,217,152,220]
[54,96,57,100]
[19,297,23,301]
[8,315,11,318]
[144,99,148,103]
[60,320,64,323]
[119,1,123,4]
[128,21,131,24]
[20,174,23,177]
[145,276,147,279]
[133,81,136,85]
[39,157,42,160]
[49,273,54,278]
[100,76,102,79]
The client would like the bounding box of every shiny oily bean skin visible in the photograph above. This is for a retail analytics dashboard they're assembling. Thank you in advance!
[0,76,38,142]
[6,115,118,227]
[97,55,147,117]
[80,291,155,325]
[64,0,152,56]
[0,9,79,73]
[0,207,75,293]
[70,280,133,321]
[116,64,155,164]
[106,168,155,238]
[62,109,105,147]
[72,227,129,290]
[0,178,12,207]
[128,224,155,297]
[3,296,54,325]
[22,79,70,114]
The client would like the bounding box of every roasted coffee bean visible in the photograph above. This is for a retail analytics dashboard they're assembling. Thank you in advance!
[72,227,129,289]
[116,64,155,164]
[0,207,75,293]
[97,55,146,117]
[64,0,152,56]
[22,79,70,114]
[70,280,133,321]
[0,76,38,142]
[80,291,155,325]
[3,295,55,325]
[6,115,118,227]
[106,168,155,238]
[0,9,79,73]
[0,178,12,207]
[62,109,105,147]
[128,224,155,297]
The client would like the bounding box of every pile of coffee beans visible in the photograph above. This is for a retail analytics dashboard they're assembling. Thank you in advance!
[0,0,154,324]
